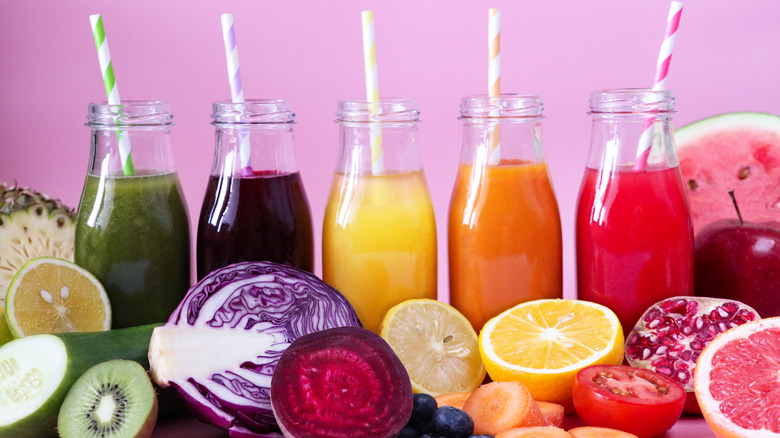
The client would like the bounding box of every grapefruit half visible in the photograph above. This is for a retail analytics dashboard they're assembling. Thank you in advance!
[676,112,780,231]
[694,317,780,438]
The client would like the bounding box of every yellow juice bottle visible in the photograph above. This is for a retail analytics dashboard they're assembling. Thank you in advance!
[322,98,437,332]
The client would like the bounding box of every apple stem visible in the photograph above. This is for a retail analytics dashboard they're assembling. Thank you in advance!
[729,189,744,225]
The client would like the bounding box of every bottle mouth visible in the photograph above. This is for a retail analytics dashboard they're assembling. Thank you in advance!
[335,97,420,124]
[460,94,544,120]
[212,99,296,124]
[87,100,173,126]
[589,89,675,114]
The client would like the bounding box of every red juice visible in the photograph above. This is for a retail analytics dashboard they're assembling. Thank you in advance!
[196,171,314,279]
[576,165,694,334]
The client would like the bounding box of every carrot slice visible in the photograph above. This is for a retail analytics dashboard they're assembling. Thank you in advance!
[462,381,549,435]
[536,401,565,428]
[496,426,571,438]
[568,426,639,438]
[434,392,472,410]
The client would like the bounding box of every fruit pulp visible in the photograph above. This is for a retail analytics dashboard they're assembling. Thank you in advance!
[448,160,562,331]
[196,172,313,279]
[75,172,190,328]
[322,171,437,333]
[576,165,694,334]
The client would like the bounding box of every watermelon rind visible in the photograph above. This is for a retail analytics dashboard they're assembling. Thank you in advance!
[675,112,780,148]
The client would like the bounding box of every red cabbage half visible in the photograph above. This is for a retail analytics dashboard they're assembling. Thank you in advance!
[148,261,361,437]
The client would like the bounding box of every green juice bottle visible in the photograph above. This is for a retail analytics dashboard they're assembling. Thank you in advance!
[75,101,191,328]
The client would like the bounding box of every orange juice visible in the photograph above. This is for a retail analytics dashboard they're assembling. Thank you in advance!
[448,160,562,331]
[323,170,437,332]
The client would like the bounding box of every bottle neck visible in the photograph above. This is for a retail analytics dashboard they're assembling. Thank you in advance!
[459,118,545,166]
[88,125,176,176]
[212,124,298,177]
[335,122,421,175]
[586,113,677,170]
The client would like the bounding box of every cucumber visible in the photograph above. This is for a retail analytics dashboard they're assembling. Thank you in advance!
[0,324,158,438]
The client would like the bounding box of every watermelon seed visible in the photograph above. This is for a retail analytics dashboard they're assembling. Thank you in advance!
[738,166,750,180]
[687,179,699,191]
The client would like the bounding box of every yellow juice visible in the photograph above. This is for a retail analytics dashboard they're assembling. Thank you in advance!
[322,171,437,332]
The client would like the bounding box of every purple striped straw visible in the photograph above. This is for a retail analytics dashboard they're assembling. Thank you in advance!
[221,13,252,175]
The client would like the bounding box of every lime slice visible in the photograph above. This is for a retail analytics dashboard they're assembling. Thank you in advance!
[5,257,111,337]
[379,299,485,396]
[0,308,12,345]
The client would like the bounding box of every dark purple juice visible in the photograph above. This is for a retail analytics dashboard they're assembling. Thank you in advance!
[196,172,314,279]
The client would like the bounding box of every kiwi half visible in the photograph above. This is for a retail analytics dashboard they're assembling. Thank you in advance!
[57,360,158,438]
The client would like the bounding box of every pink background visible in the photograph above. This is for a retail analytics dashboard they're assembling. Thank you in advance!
[2,1,780,302]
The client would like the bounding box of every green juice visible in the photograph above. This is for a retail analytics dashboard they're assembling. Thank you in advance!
[75,172,191,328]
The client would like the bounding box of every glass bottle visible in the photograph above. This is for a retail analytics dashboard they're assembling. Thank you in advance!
[449,94,562,332]
[197,100,313,279]
[576,89,694,334]
[322,98,437,333]
[75,101,191,328]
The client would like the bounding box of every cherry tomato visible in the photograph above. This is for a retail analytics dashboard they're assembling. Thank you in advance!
[572,364,686,438]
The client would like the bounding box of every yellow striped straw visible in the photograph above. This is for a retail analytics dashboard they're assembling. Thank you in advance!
[362,10,384,173]
[488,8,502,165]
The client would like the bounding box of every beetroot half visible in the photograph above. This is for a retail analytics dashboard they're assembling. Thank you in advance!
[270,326,413,438]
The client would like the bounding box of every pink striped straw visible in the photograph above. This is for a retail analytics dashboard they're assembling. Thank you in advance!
[634,1,683,171]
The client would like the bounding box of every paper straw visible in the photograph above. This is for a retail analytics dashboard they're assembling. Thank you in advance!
[361,10,384,174]
[90,14,134,176]
[221,14,253,176]
[488,8,501,165]
[634,1,683,171]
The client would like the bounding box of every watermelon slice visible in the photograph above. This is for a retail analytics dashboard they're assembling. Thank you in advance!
[676,112,780,231]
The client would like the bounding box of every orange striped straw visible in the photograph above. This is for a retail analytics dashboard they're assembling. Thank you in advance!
[488,8,501,165]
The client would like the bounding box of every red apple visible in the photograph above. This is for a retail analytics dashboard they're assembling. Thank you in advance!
[694,191,780,317]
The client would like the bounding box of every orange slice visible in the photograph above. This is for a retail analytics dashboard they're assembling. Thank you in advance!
[479,299,624,411]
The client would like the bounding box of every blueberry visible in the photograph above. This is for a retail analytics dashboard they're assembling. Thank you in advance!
[398,426,420,438]
[419,435,442,438]
[410,393,438,426]
[468,435,494,438]
[432,406,474,438]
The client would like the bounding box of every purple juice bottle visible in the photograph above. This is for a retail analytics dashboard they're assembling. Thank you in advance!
[197,100,313,279]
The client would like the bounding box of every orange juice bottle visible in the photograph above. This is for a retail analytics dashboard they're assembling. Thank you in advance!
[323,98,437,333]
[449,94,562,331]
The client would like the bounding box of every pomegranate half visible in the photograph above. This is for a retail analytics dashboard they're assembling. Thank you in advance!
[624,296,759,414]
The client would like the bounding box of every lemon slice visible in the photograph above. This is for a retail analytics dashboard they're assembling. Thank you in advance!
[6,257,111,337]
[380,299,486,396]
[479,299,624,409]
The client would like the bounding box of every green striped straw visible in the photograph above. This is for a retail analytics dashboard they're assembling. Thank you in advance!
[90,14,135,176]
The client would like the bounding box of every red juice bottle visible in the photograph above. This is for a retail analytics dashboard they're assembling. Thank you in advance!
[197,100,313,280]
[576,89,694,335]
